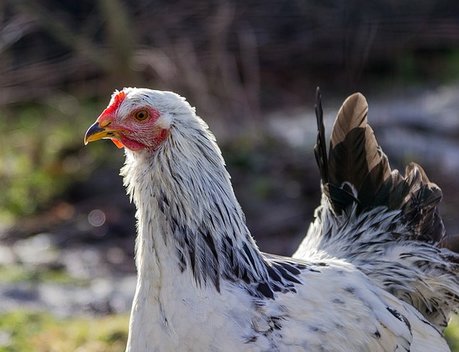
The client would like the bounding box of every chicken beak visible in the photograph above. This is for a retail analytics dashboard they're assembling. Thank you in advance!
[84,121,124,148]
[85,121,109,144]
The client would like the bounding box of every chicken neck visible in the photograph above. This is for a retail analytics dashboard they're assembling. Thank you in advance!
[121,116,270,295]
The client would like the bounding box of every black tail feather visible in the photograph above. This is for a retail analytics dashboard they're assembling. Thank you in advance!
[313,91,445,244]
[314,87,329,185]
[314,89,359,212]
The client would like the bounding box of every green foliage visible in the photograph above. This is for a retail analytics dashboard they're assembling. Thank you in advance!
[0,96,114,222]
[394,49,459,85]
[446,316,459,352]
[0,264,88,286]
[0,310,129,352]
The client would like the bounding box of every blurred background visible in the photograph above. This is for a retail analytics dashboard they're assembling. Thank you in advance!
[1,0,459,350]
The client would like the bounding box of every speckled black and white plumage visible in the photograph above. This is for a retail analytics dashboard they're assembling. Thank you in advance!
[295,91,459,333]
[87,88,459,352]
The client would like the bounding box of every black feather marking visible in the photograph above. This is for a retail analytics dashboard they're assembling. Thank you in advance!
[257,282,274,299]
[314,87,329,185]
[332,298,345,305]
[243,243,257,268]
[295,263,308,270]
[166,157,182,184]
[270,316,283,330]
[244,336,257,343]
[214,201,227,225]
[273,263,302,284]
[177,249,186,272]
[202,228,218,261]
[387,307,412,334]
[344,286,356,294]
[387,307,403,321]
[266,265,282,283]
[277,262,301,276]
[240,268,251,284]
[198,228,220,292]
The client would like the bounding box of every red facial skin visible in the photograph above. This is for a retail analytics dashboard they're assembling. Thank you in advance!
[96,93,168,151]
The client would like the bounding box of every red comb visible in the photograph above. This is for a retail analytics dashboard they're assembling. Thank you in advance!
[101,90,127,117]
[96,91,127,149]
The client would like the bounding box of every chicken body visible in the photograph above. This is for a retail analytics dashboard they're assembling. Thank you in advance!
[85,88,458,351]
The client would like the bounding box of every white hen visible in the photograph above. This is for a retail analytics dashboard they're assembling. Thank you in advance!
[84,88,459,352]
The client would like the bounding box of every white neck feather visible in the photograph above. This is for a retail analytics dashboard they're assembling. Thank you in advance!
[121,112,268,292]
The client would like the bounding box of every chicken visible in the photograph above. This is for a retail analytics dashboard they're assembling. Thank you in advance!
[84,88,459,352]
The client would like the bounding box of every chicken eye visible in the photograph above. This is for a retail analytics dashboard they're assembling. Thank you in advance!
[134,110,149,121]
